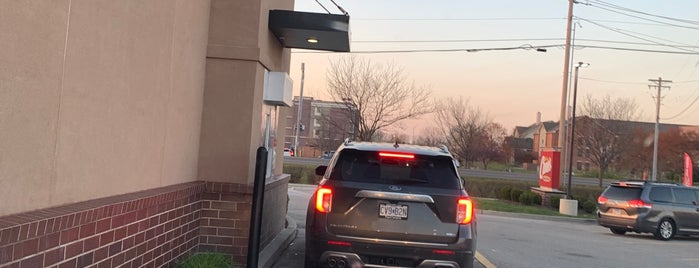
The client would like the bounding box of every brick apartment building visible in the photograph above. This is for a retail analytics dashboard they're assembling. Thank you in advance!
[512,116,697,173]
[284,96,357,157]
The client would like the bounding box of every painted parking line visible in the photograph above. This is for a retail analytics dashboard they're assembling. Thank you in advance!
[476,251,497,268]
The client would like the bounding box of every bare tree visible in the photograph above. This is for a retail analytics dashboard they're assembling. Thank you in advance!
[415,127,447,146]
[310,117,344,154]
[474,122,507,170]
[435,97,491,168]
[326,56,433,141]
[578,95,641,187]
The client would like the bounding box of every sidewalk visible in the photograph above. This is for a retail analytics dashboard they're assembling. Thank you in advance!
[259,216,298,268]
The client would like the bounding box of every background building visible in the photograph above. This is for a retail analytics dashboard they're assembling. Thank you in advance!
[284,96,357,157]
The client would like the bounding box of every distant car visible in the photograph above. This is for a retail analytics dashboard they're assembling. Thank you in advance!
[597,181,699,240]
[284,148,294,157]
[305,141,476,268]
[319,151,335,159]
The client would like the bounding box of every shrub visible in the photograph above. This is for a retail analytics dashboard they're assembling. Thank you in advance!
[178,253,233,268]
[575,196,590,209]
[510,189,524,203]
[518,192,533,205]
[462,177,537,199]
[499,186,513,201]
[531,193,542,205]
[550,195,561,209]
[582,200,597,214]
[284,164,320,185]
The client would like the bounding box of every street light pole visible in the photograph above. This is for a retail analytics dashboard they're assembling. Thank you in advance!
[294,63,305,156]
[567,62,588,199]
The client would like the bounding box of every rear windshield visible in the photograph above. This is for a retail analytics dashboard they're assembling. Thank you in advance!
[329,149,460,189]
[602,186,642,200]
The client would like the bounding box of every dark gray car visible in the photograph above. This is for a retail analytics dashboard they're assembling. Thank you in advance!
[597,181,699,240]
[305,141,476,268]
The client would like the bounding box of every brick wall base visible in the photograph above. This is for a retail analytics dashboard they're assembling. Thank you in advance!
[0,177,288,268]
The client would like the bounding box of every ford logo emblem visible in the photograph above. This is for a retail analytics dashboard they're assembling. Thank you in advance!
[388,185,402,191]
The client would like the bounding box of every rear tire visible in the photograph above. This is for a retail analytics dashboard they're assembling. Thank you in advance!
[304,256,317,268]
[610,228,626,235]
[654,218,675,241]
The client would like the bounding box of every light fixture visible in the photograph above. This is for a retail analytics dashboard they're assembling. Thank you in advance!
[307,37,319,44]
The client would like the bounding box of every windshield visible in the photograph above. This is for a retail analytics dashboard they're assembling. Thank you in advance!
[330,149,460,189]
[602,186,642,201]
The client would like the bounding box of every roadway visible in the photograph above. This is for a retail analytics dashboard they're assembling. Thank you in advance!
[274,184,699,268]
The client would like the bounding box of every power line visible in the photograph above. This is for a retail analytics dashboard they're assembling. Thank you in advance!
[575,16,698,28]
[351,37,699,49]
[352,17,565,21]
[354,15,693,29]
[674,79,699,84]
[292,44,699,55]
[588,0,699,25]
[578,77,647,85]
[578,44,699,55]
[580,18,697,53]
[662,92,699,120]
[352,38,564,43]
[583,0,699,30]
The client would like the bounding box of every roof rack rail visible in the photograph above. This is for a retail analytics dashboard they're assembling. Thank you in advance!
[343,138,352,146]
[438,144,449,154]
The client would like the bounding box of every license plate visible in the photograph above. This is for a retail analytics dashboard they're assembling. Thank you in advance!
[612,208,622,215]
[379,203,408,220]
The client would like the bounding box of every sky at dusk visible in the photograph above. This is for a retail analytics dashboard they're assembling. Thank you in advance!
[288,0,699,136]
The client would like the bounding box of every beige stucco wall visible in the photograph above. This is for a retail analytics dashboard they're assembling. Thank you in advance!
[199,0,292,184]
[0,0,211,216]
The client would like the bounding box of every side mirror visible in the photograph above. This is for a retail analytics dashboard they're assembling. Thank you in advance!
[315,165,328,176]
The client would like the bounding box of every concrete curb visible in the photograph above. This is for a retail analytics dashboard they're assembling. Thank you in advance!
[477,209,597,224]
[259,215,298,268]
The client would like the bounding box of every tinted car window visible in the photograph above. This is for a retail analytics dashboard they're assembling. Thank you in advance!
[602,186,642,200]
[329,149,460,189]
[674,188,697,205]
[649,186,673,203]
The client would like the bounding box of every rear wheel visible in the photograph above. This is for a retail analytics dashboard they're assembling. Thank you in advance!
[610,228,626,235]
[304,256,317,268]
[654,219,675,240]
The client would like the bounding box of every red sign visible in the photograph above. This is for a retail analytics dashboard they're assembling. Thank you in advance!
[538,150,561,189]
[683,153,693,187]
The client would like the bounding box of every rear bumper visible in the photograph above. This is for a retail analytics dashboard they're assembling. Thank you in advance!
[306,225,476,268]
[597,212,656,233]
[320,251,466,268]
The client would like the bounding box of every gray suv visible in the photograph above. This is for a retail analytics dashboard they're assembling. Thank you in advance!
[305,141,476,268]
[597,181,699,240]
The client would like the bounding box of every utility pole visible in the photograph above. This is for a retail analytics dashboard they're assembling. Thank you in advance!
[294,63,305,156]
[648,77,671,181]
[558,0,575,185]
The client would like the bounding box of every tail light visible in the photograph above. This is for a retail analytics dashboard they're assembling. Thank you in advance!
[327,240,351,247]
[627,199,652,208]
[457,197,474,224]
[315,187,333,213]
[378,152,415,159]
[597,196,608,204]
[432,249,456,255]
